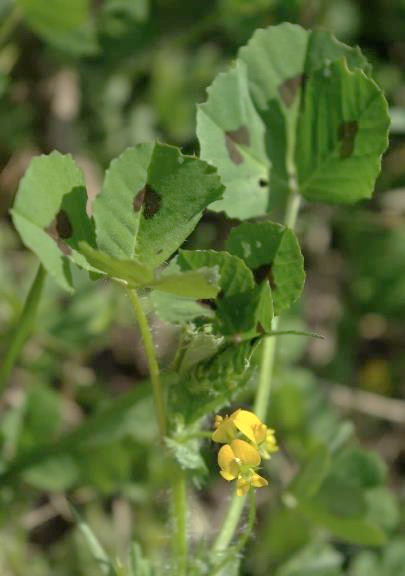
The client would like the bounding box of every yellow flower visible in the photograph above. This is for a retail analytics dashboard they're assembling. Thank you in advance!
[212,413,238,443]
[217,439,268,496]
[213,409,278,460]
[232,409,278,460]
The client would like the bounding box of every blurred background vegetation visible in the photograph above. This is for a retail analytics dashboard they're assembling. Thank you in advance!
[0,0,404,574]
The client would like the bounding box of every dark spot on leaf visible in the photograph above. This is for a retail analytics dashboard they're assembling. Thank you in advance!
[259,178,268,187]
[198,299,217,311]
[217,290,225,301]
[133,187,146,211]
[256,322,265,335]
[254,265,271,284]
[278,74,306,107]
[45,212,72,255]
[133,185,161,219]
[156,248,164,254]
[225,125,250,165]
[338,120,358,158]
[56,210,73,239]
[254,267,276,291]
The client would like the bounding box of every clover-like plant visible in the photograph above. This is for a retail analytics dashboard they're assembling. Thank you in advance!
[3,22,389,576]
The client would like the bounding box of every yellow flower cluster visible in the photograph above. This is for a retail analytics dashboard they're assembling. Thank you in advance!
[212,409,278,496]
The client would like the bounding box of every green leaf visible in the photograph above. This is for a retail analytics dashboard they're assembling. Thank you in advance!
[171,340,258,423]
[80,242,220,298]
[103,0,149,21]
[177,249,255,296]
[276,542,343,576]
[197,24,389,217]
[300,502,386,546]
[72,506,115,576]
[165,421,207,473]
[332,448,387,489]
[11,152,95,292]
[227,221,305,315]
[365,487,400,533]
[18,0,89,35]
[290,444,331,501]
[154,266,220,298]
[218,281,273,336]
[176,326,224,372]
[177,249,272,335]
[296,59,390,203]
[150,291,215,325]
[128,543,152,576]
[197,60,270,219]
[18,0,98,55]
[93,143,224,269]
[79,242,154,285]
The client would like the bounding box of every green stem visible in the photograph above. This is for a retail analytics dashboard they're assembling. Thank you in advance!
[126,288,167,438]
[212,186,301,555]
[172,468,188,576]
[212,488,245,553]
[211,492,256,574]
[126,288,187,573]
[253,316,279,421]
[0,264,46,395]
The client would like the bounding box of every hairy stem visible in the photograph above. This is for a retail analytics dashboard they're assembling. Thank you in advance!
[126,288,187,573]
[254,316,279,421]
[0,264,46,395]
[171,468,188,576]
[212,488,245,554]
[127,288,167,438]
[212,187,301,554]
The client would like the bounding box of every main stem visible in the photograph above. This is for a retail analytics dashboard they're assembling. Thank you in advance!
[127,288,167,438]
[126,288,187,574]
[171,468,188,576]
[213,188,301,554]
[0,264,46,395]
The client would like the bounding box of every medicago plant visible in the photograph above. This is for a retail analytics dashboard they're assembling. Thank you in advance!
[4,23,389,576]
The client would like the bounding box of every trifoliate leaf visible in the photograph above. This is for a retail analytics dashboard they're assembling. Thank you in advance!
[197,23,389,217]
[227,221,305,315]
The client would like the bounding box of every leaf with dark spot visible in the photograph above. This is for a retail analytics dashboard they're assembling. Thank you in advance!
[279,74,306,107]
[339,120,358,158]
[253,264,272,284]
[133,187,146,211]
[133,185,161,219]
[225,125,250,165]
[45,219,72,255]
[56,210,73,239]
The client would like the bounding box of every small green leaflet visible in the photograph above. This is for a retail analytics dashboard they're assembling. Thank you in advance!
[11,152,95,292]
[80,242,220,298]
[177,249,273,336]
[170,340,258,424]
[227,221,305,315]
[197,23,389,218]
[93,143,224,269]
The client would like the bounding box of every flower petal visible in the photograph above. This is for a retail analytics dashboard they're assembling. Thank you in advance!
[233,410,263,443]
[220,470,236,481]
[231,439,261,467]
[251,473,268,488]
[218,444,235,470]
[212,416,237,443]
[236,477,250,496]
